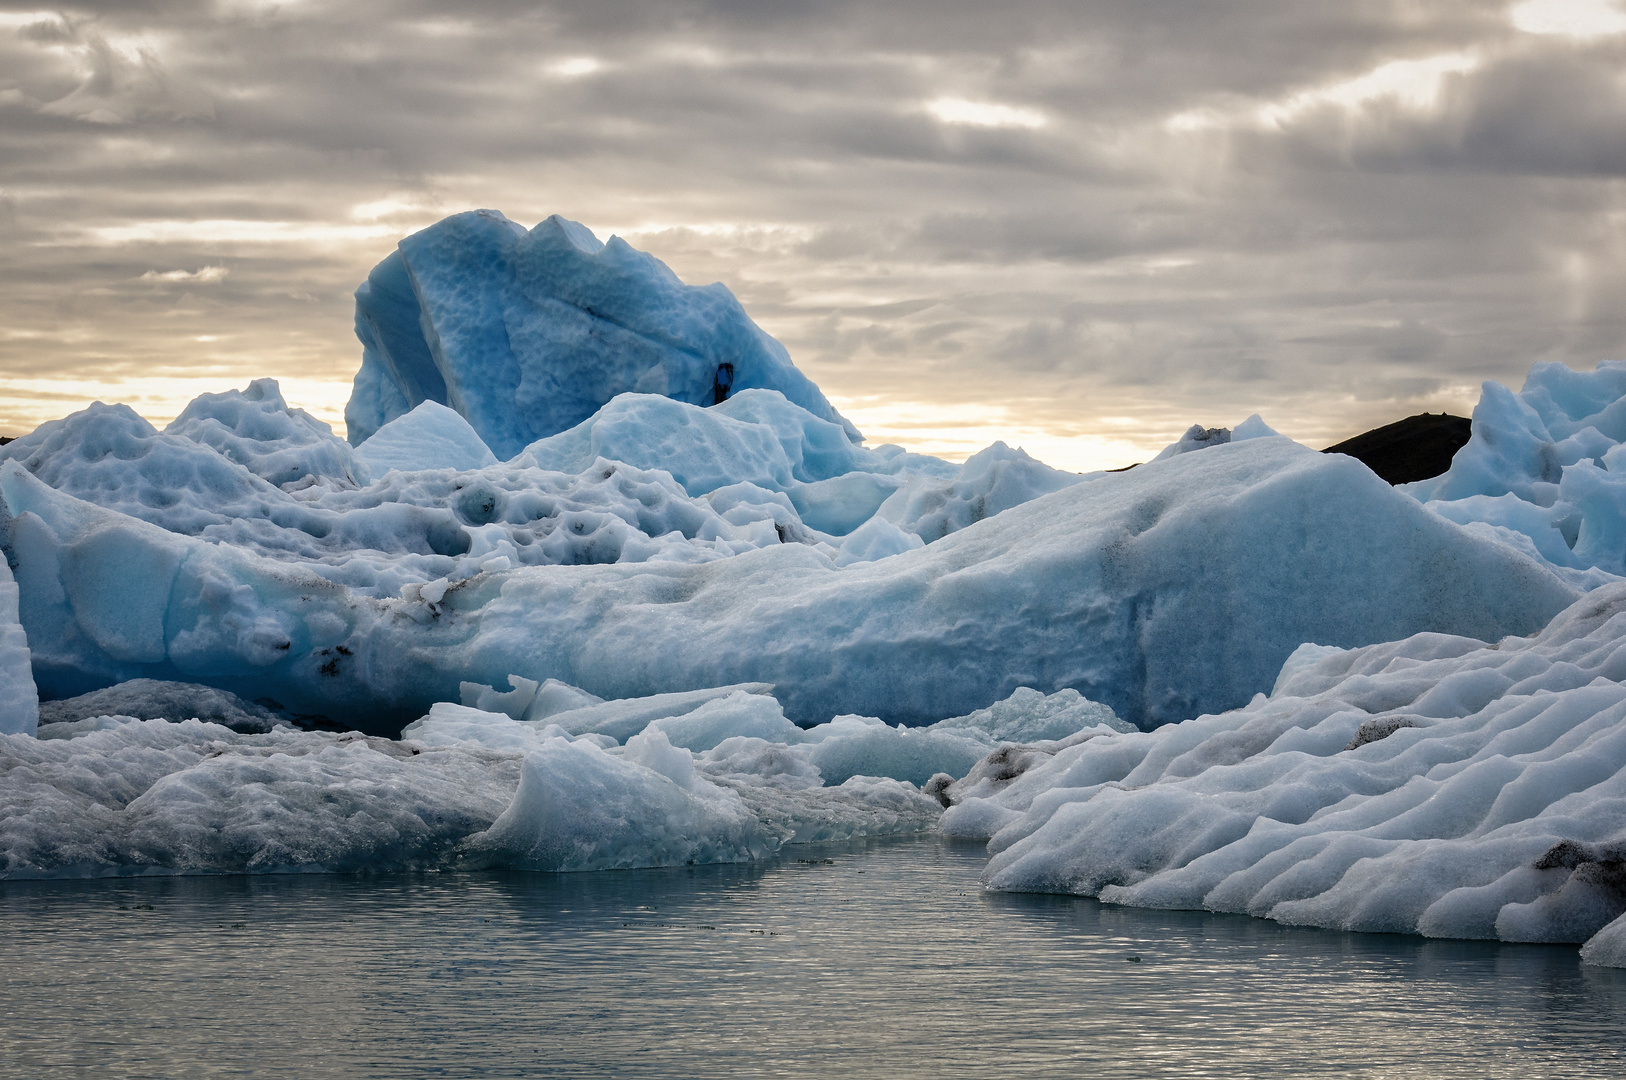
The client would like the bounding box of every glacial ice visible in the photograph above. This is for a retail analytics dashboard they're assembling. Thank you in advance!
[345,210,857,457]
[0,433,1574,730]
[1402,360,1626,586]
[939,580,1626,961]
[411,682,1130,785]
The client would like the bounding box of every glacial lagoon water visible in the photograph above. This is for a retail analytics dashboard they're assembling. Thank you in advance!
[3,836,1623,1079]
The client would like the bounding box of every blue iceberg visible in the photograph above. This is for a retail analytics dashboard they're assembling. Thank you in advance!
[345,210,858,458]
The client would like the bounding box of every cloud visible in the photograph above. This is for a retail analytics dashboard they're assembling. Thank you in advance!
[33,22,213,125]
[138,265,228,282]
[0,0,1623,468]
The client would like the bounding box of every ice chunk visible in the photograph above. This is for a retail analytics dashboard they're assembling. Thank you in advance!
[458,731,779,871]
[0,720,522,876]
[832,515,924,567]
[876,441,1087,543]
[790,715,993,787]
[1581,911,1626,968]
[519,393,798,497]
[1153,424,1231,460]
[535,683,780,742]
[345,211,857,458]
[961,580,1626,950]
[354,400,498,475]
[928,687,1132,743]
[38,679,284,734]
[0,557,38,736]
[787,472,903,536]
[1398,361,1626,580]
[0,400,820,601]
[643,691,806,752]
[1231,415,1281,441]
[1,706,943,878]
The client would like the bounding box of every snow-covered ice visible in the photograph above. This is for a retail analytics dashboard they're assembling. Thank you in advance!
[940,580,1626,962]
[354,400,498,476]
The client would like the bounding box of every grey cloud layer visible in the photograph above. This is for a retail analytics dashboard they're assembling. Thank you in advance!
[1,0,1622,462]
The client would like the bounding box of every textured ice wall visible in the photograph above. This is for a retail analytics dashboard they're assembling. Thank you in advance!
[345,210,857,457]
[942,581,1626,959]
[0,436,1577,731]
[0,557,38,736]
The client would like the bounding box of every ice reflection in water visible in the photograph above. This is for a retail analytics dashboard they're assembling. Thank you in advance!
[1,836,1623,1079]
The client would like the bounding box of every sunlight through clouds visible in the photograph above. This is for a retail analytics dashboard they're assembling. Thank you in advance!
[1256,52,1480,126]
[1510,0,1626,38]
[925,98,1046,129]
[828,397,1153,472]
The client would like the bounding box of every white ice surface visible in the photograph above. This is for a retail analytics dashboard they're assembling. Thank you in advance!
[874,441,1087,543]
[165,378,367,490]
[411,683,1127,787]
[942,581,1626,962]
[1581,912,1626,967]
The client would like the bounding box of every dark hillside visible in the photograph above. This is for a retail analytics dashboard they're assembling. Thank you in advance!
[1322,413,1471,485]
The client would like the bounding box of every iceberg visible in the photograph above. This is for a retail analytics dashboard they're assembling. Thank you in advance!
[5,206,1626,972]
[345,210,857,457]
[1403,360,1626,585]
[0,434,1574,731]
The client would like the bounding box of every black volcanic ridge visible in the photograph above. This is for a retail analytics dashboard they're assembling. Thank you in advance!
[1322,413,1471,485]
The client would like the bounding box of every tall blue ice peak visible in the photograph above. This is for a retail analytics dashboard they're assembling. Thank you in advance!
[345,210,860,459]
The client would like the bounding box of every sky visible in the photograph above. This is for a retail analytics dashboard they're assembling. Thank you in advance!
[2,0,1625,470]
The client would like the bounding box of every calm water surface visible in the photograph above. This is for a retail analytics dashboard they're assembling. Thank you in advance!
[2,836,1623,1079]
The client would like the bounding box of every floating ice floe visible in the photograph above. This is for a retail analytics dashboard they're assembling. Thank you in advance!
[0,684,1117,877]
[940,580,1626,962]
